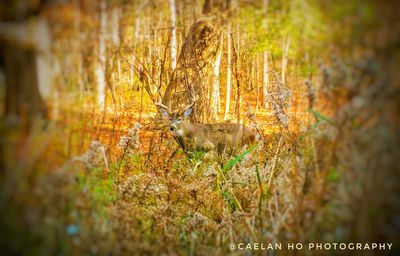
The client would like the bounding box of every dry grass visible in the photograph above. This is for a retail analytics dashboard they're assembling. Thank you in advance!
[0,52,398,255]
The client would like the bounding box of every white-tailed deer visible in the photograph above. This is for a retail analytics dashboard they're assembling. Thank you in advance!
[156,102,257,155]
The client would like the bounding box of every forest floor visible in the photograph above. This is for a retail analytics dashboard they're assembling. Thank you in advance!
[2,61,397,256]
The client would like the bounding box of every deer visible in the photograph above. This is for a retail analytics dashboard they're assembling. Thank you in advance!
[156,102,257,156]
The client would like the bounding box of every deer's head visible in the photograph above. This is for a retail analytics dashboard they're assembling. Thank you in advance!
[156,102,194,137]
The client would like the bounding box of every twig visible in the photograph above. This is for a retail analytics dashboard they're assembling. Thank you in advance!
[192,161,202,173]
[100,145,110,174]
[267,131,283,189]
[216,166,258,241]
[255,163,264,227]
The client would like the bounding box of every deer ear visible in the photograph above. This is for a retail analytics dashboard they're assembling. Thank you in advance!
[159,108,170,119]
[183,107,193,119]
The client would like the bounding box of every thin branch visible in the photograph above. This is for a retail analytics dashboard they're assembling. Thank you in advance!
[267,130,284,189]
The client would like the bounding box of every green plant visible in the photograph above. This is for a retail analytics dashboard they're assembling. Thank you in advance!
[222,144,258,172]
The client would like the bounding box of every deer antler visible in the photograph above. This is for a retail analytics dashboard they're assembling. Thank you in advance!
[182,96,196,112]
[155,102,171,116]
[156,96,195,115]
[182,101,195,112]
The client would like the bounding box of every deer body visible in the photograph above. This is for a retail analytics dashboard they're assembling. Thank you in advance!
[157,103,257,154]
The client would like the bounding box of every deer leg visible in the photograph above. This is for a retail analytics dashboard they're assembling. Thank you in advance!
[174,135,187,154]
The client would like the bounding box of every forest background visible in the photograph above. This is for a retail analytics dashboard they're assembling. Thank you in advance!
[0,0,399,255]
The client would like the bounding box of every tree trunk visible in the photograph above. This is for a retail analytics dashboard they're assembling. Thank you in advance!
[231,34,241,123]
[281,37,291,84]
[169,0,177,70]
[161,0,228,122]
[111,6,121,79]
[224,30,232,120]
[263,0,269,11]
[131,17,141,90]
[96,0,107,109]
[0,10,49,128]
[161,17,221,122]
[263,51,269,108]
[211,36,222,120]
[73,1,84,96]
[2,45,47,122]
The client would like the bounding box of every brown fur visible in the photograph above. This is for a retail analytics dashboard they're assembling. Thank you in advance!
[157,103,257,154]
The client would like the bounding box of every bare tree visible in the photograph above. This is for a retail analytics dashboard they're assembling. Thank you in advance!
[263,0,269,10]
[224,30,232,120]
[111,5,121,78]
[162,0,229,122]
[0,1,51,128]
[281,37,290,84]
[231,33,241,123]
[169,0,177,70]
[96,0,107,109]
[211,35,222,120]
[263,51,269,108]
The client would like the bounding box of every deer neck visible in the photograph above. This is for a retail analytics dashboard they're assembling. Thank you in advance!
[177,121,195,138]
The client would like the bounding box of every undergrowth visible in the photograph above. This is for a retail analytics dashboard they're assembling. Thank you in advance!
[0,53,399,255]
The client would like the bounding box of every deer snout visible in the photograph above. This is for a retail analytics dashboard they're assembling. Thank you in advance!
[170,124,178,132]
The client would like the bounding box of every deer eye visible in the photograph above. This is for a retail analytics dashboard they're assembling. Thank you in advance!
[177,117,182,121]
[169,117,172,121]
